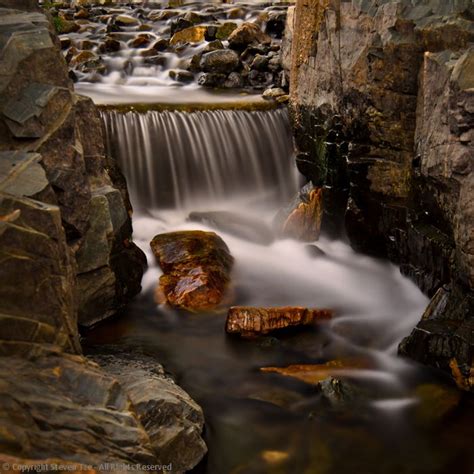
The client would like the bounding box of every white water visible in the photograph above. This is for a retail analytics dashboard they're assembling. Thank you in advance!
[102,106,429,405]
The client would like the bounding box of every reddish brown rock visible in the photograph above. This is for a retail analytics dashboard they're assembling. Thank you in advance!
[150,231,234,312]
[276,183,323,241]
[260,358,373,384]
[226,306,332,337]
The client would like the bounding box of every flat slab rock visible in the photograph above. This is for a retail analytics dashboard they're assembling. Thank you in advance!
[226,306,333,337]
[150,230,234,312]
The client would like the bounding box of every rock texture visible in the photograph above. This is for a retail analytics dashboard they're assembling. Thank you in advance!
[89,349,207,473]
[151,231,234,311]
[226,306,333,338]
[0,4,206,471]
[0,2,146,328]
[287,0,474,390]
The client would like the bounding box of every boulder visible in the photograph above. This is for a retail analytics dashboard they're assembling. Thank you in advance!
[228,22,271,49]
[114,15,139,27]
[150,231,234,311]
[275,183,323,241]
[199,49,240,74]
[188,210,274,245]
[0,354,158,466]
[262,87,286,99]
[226,306,333,337]
[198,72,227,88]
[169,69,195,83]
[215,21,238,40]
[89,349,207,472]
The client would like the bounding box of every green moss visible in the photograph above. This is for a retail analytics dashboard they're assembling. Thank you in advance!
[52,15,65,34]
[98,100,281,114]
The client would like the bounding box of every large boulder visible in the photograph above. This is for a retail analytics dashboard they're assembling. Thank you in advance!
[0,354,157,467]
[89,349,207,473]
[287,0,474,388]
[226,306,333,338]
[150,231,234,312]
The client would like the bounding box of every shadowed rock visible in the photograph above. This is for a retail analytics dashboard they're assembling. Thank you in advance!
[151,231,234,311]
[226,306,333,337]
[228,22,271,49]
[188,210,274,245]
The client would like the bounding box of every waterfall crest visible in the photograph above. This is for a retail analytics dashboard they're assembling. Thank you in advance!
[101,108,298,210]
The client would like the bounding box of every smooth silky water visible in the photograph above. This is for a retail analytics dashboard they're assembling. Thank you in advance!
[85,107,474,474]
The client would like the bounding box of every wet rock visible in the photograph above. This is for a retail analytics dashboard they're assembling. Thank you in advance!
[58,19,80,34]
[152,38,169,52]
[226,306,333,337]
[170,18,193,35]
[59,36,71,49]
[99,36,121,53]
[70,50,97,66]
[200,49,240,74]
[224,71,244,89]
[215,21,238,40]
[129,34,152,49]
[76,39,96,50]
[414,383,461,425]
[89,349,207,472]
[251,53,269,71]
[262,87,286,99]
[228,22,271,50]
[275,183,323,242]
[317,377,368,408]
[169,69,194,83]
[247,69,273,88]
[150,231,234,312]
[305,244,326,258]
[188,210,274,245]
[170,25,207,45]
[260,358,370,385]
[114,14,139,27]
[203,39,224,53]
[198,72,226,88]
[265,10,287,38]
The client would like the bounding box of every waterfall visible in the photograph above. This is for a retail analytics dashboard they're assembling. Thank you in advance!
[101,108,298,211]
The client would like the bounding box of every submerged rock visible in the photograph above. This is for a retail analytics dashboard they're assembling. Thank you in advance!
[150,231,234,311]
[226,306,333,337]
[188,210,274,245]
[275,183,323,241]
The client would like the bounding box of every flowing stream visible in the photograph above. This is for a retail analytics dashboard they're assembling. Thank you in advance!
[87,105,474,474]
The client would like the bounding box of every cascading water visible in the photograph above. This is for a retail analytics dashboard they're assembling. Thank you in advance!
[101,108,298,209]
[90,105,474,474]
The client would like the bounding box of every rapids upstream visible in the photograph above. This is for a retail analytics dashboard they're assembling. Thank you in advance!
[85,106,474,473]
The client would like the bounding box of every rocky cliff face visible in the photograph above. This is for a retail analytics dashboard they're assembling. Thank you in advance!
[286,0,473,390]
[0,2,206,470]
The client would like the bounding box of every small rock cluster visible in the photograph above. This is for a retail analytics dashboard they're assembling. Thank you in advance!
[46,2,290,97]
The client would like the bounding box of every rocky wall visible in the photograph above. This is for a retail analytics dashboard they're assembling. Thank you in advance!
[286,0,474,390]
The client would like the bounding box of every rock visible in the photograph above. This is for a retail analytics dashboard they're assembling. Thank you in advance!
[262,87,286,99]
[170,18,193,35]
[215,21,238,40]
[203,39,224,53]
[59,36,71,49]
[188,210,274,245]
[317,377,368,408]
[287,0,474,387]
[99,36,121,53]
[224,71,244,89]
[169,69,194,83]
[150,231,234,311]
[198,72,227,88]
[226,306,333,337]
[57,19,80,34]
[275,183,323,241]
[0,354,157,466]
[70,50,97,66]
[264,10,287,38]
[228,22,271,49]
[260,358,372,384]
[114,14,139,27]
[152,38,169,52]
[170,25,207,45]
[251,54,269,71]
[129,34,152,49]
[247,69,273,88]
[305,244,326,258]
[200,49,240,74]
[89,349,207,472]
[414,383,461,425]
